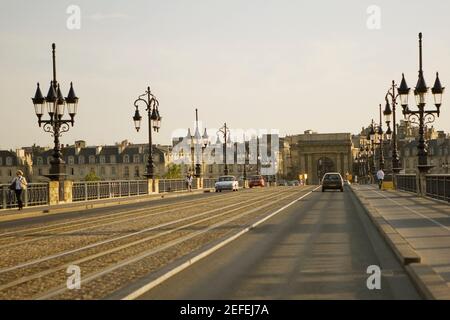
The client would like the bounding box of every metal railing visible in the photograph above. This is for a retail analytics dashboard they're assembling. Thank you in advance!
[396,174,417,193]
[426,175,450,202]
[72,180,148,202]
[158,179,189,193]
[203,178,216,189]
[1,183,49,209]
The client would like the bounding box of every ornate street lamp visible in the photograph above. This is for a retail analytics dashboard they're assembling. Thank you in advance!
[32,43,79,181]
[217,123,230,175]
[383,81,402,173]
[398,33,445,173]
[132,86,161,179]
[369,105,385,170]
[189,108,208,178]
[242,134,249,188]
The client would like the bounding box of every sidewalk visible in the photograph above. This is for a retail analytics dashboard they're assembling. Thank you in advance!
[0,188,210,223]
[351,184,450,299]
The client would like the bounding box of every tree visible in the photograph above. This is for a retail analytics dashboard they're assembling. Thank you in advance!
[84,172,101,181]
[163,164,182,179]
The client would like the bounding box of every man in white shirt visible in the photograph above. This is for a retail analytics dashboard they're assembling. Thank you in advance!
[11,170,28,210]
[376,169,385,190]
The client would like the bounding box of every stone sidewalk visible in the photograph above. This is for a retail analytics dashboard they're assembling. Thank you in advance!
[351,184,450,299]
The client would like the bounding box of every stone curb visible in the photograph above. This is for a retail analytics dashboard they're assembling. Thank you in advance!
[350,185,450,300]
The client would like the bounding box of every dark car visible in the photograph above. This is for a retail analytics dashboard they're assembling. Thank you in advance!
[248,175,265,188]
[321,172,344,192]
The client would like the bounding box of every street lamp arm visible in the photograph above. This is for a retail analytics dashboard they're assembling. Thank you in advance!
[134,97,150,110]
[424,112,436,126]
[406,113,421,126]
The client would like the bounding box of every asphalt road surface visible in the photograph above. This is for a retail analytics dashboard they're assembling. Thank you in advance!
[138,186,421,300]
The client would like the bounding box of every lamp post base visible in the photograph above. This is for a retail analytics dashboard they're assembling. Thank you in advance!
[392,167,402,174]
[44,173,67,182]
[417,164,434,173]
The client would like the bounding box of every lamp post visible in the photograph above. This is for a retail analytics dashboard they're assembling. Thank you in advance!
[132,86,161,180]
[189,108,208,178]
[397,33,444,173]
[369,105,385,170]
[32,43,79,181]
[217,123,230,175]
[384,81,401,173]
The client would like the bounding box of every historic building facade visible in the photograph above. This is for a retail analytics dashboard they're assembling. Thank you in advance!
[0,140,170,183]
[282,131,354,185]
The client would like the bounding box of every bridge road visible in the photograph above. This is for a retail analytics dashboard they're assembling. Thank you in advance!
[138,186,421,300]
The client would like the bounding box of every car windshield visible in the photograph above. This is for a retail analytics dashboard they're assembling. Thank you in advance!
[324,174,341,181]
[218,176,234,182]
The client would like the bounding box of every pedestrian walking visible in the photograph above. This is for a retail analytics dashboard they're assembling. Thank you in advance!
[10,170,28,210]
[376,168,385,190]
[186,173,193,192]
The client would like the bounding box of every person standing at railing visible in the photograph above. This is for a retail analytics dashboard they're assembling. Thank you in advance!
[10,170,28,210]
[376,168,385,190]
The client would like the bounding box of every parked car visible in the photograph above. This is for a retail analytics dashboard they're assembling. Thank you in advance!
[248,175,265,188]
[215,176,239,192]
[277,179,288,186]
[287,180,300,186]
[321,172,344,192]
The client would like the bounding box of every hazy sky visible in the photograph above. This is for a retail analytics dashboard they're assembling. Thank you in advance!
[1,0,449,149]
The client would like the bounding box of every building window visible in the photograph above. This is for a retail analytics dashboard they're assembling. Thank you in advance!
[100,166,106,176]
[124,166,129,177]
[0,169,2,176]
[134,166,140,177]
[133,155,140,163]
[36,157,43,165]
[100,156,106,164]
[79,156,85,164]
[8,169,12,176]
[123,155,130,163]
[0,158,2,165]
[111,166,116,176]
[70,168,75,175]
[89,155,96,164]
[209,165,213,173]
[38,168,42,175]
[68,156,75,165]
[110,155,116,163]
[47,157,52,165]
[6,157,13,166]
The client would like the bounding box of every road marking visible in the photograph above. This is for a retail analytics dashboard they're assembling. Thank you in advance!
[120,186,320,300]
[367,186,450,233]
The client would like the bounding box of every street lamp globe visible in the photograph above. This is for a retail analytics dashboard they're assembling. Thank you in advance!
[65,82,79,118]
[56,84,65,117]
[32,83,45,119]
[383,100,392,123]
[133,108,142,132]
[398,73,411,109]
[432,72,444,110]
[45,82,57,115]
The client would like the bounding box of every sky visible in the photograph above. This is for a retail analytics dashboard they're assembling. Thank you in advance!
[1,0,450,150]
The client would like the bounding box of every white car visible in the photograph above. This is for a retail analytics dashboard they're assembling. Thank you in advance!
[215,176,239,192]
